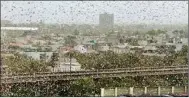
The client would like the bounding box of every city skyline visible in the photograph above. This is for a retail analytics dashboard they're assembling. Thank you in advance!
[1,1,188,24]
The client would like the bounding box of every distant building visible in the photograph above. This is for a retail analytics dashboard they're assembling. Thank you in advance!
[98,44,110,51]
[181,38,188,45]
[54,58,82,72]
[175,44,183,52]
[20,52,53,61]
[110,44,130,54]
[1,20,12,26]
[99,13,114,33]
[138,40,148,46]
[54,63,82,72]
[1,27,38,31]
[74,45,87,53]
[1,27,39,42]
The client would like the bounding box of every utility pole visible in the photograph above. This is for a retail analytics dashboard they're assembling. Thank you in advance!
[69,52,72,75]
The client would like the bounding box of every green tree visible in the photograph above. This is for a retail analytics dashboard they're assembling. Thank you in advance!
[157,29,166,34]
[73,29,79,36]
[180,45,188,56]
[69,78,96,97]
[42,35,51,41]
[37,46,42,52]
[8,45,20,50]
[147,29,156,36]
[174,45,188,65]
[64,35,77,47]
[2,53,49,74]
[48,52,59,72]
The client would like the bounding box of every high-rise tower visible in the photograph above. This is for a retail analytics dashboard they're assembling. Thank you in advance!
[99,13,114,33]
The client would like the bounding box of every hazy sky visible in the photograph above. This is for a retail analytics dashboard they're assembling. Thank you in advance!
[1,1,188,24]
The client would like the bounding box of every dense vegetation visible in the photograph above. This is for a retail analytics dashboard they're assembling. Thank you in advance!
[1,45,188,96]
[2,74,187,97]
[2,53,49,74]
[71,45,188,70]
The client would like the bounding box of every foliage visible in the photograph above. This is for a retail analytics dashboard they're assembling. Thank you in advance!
[73,29,80,35]
[3,74,187,97]
[2,53,49,74]
[2,45,188,96]
[147,29,166,36]
[64,35,77,47]
[72,52,158,70]
[48,52,59,71]
[64,46,188,70]
[125,38,139,46]
[8,45,20,50]
[42,35,51,41]
[69,77,96,97]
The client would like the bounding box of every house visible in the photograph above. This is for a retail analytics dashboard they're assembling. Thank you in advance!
[181,38,188,45]
[110,44,129,54]
[143,46,157,53]
[53,58,82,72]
[166,31,175,38]
[98,44,110,51]
[32,39,46,45]
[129,46,144,53]
[1,53,14,58]
[54,62,82,72]
[48,45,62,52]
[59,46,74,54]
[1,44,8,52]
[154,34,167,45]
[175,44,183,52]
[15,37,28,44]
[58,46,74,62]
[138,40,148,46]
[20,45,38,52]
[20,52,53,61]
[8,42,25,52]
[74,45,87,53]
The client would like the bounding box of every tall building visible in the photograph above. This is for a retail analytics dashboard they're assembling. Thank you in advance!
[99,13,114,33]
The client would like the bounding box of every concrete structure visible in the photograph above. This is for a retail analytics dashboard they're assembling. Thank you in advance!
[20,52,53,61]
[138,40,148,46]
[54,62,81,72]
[98,44,110,51]
[32,40,46,45]
[101,86,188,97]
[99,13,114,33]
[181,38,188,45]
[1,27,38,31]
[1,27,39,44]
[175,44,183,52]
[129,46,144,53]
[143,46,157,53]
[110,45,129,54]
[74,45,87,53]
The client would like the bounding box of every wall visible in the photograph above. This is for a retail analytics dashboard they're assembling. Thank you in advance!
[101,86,188,97]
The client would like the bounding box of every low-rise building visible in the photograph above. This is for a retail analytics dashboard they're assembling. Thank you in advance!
[138,40,148,46]
[74,45,87,53]
[98,44,110,51]
[20,52,53,61]
[54,62,82,72]
[53,58,82,72]
[129,46,144,53]
[175,44,183,52]
[181,38,188,45]
[110,44,129,54]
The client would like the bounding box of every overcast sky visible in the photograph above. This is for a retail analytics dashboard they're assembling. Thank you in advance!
[1,1,188,24]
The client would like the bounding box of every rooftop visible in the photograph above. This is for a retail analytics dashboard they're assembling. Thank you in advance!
[1,27,38,31]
